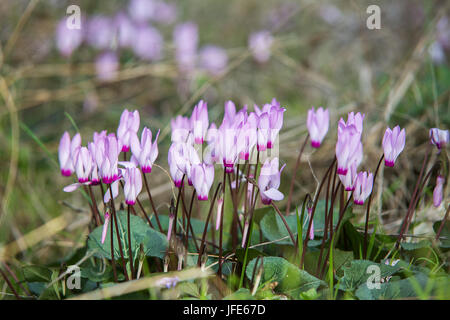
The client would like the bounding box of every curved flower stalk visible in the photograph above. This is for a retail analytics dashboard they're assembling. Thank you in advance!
[258,157,286,205]
[130,127,160,173]
[191,163,215,200]
[335,124,363,175]
[353,171,374,205]
[58,132,81,176]
[382,126,406,167]
[429,128,449,150]
[307,107,329,148]
[117,109,140,152]
[433,175,445,207]
[123,167,143,206]
[190,100,209,145]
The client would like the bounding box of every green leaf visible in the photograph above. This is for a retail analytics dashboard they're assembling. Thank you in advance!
[338,260,401,291]
[355,273,449,300]
[150,214,209,235]
[87,210,168,260]
[223,288,255,300]
[246,256,325,297]
[235,248,267,263]
[400,240,432,251]
[22,265,53,283]
[433,220,450,248]
[260,200,341,245]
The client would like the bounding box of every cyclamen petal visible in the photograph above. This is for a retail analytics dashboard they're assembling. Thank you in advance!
[258,157,285,205]
[103,180,120,203]
[117,109,140,152]
[123,167,142,205]
[382,126,405,167]
[353,171,373,205]
[307,107,329,148]
[191,163,214,200]
[338,161,358,191]
[101,212,111,244]
[190,100,209,145]
[59,132,74,176]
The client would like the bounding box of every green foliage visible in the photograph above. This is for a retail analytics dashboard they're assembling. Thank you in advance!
[246,256,325,298]
[87,210,168,260]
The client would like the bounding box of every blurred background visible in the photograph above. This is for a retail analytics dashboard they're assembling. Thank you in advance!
[0,0,449,266]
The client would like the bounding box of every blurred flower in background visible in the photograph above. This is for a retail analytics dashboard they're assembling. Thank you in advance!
[174,22,199,73]
[249,30,274,63]
[199,45,228,76]
[55,18,84,56]
[95,51,119,81]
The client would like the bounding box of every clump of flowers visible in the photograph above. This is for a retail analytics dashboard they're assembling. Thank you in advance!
[57,97,447,286]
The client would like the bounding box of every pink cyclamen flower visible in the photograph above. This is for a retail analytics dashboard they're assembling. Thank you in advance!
[101,212,111,244]
[336,124,363,175]
[168,142,200,186]
[217,125,238,172]
[338,112,365,138]
[190,100,209,144]
[171,115,191,143]
[191,163,215,200]
[117,109,140,152]
[382,125,406,167]
[433,175,445,207]
[249,30,274,63]
[267,105,286,149]
[338,161,358,191]
[256,112,269,152]
[353,171,373,205]
[307,107,329,148]
[87,142,101,185]
[237,112,258,161]
[168,143,185,187]
[258,157,286,205]
[101,134,121,184]
[58,132,81,176]
[123,167,143,205]
[73,146,93,183]
[130,127,160,173]
[429,128,449,150]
